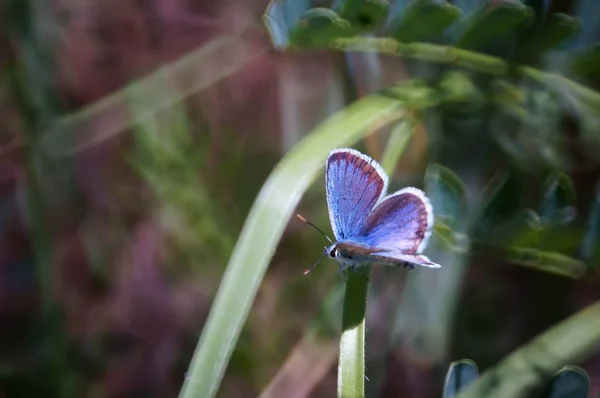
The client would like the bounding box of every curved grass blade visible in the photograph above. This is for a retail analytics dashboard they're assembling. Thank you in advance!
[456,300,600,398]
[178,95,404,398]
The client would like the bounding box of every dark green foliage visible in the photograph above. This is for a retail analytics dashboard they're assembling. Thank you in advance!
[514,13,580,65]
[332,0,389,31]
[264,0,589,70]
[388,0,461,44]
[453,1,533,54]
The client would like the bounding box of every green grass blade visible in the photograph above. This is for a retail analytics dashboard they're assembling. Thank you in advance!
[178,94,403,398]
[380,118,416,174]
[338,269,370,398]
[42,26,268,157]
[456,300,600,398]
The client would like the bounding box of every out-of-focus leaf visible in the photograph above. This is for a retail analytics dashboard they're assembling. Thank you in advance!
[178,94,404,398]
[580,181,600,266]
[264,2,354,50]
[510,225,584,254]
[538,173,577,227]
[333,0,390,31]
[387,0,461,43]
[514,13,580,65]
[454,1,533,52]
[570,44,600,82]
[425,164,468,231]
[539,366,590,398]
[438,71,483,104]
[506,248,587,279]
[379,79,440,110]
[380,118,416,174]
[456,300,600,398]
[471,171,521,236]
[290,9,354,49]
[443,359,479,398]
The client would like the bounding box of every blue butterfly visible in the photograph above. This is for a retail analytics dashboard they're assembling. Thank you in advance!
[301,148,441,274]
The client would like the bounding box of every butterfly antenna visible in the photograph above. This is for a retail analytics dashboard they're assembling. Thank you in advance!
[296,214,333,244]
[303,253,326,275]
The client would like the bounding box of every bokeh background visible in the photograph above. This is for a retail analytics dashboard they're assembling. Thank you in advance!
[2,0,600,397]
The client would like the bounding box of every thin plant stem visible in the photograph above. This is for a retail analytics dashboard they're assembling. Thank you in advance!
[329,37,600,107]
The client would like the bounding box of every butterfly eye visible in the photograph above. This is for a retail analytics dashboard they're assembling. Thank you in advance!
[329,248,337,257]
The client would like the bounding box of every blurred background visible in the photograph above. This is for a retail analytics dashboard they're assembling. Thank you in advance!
[1,0,600,397]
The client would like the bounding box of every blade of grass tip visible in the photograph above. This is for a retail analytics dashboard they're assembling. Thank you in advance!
[178,94,404,398]
[456,300,600,398]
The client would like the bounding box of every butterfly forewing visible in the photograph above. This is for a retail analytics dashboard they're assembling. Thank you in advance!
[326,148,388,241]
[361,187,434,254]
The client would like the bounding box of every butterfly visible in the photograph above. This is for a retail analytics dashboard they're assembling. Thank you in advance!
[300,148,441,274]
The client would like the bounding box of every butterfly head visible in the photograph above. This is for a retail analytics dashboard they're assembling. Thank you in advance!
[324,243,341,259]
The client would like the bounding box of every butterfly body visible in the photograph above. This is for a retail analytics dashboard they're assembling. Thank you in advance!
[323,148,441,271]
[324,241,416,271]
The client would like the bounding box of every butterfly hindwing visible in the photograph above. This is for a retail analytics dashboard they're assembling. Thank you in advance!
[371,251,441,269]
[361,187,434,254]
[326,148,388,241]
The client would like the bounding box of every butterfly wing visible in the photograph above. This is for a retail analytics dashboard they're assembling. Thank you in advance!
[360,187,434,254]
[326,148,388,241]
[371,251,441,269]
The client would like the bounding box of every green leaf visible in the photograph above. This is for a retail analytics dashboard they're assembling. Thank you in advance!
[333,0,390,31]
[505,248,587,279]
[438,71,483,104]
[290,8,354,49]
[538,173,577,227]
[471,171,521,236]
[425,164,468,231]
[454,1,534,52]
[443,359,479,398]
[388,0,461,43]
[514,13,580,65]
[540,366,590,398]
[178,94,404,398]
[455,300,600,398]
[263,2,355,50]
[570,44,600,82]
